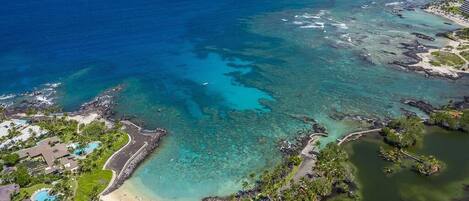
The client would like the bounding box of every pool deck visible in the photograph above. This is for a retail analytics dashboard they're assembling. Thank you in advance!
[101,120,167,195]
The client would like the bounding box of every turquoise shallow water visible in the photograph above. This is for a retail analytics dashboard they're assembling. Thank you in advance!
[33,189,56,201]
[1,0,469,200]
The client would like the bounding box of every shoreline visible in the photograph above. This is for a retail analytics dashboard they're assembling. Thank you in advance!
[409,35,469,79]
[424,7,469,27]
[100,120,167,196]
[101,182,153,201]
[76,87,168,198]
[387,4,469,80]
[0,84,168,201]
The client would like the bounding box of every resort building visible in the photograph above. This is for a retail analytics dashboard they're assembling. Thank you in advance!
[0,184,19,201]
[0,119,28,137]
[0,119,47,149]
[462,0,469,15]
[17,137,79,174]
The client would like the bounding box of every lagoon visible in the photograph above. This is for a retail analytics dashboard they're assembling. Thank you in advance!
[346,127,469,201]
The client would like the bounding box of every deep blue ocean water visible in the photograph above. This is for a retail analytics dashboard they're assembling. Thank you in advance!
[1,0,469,200]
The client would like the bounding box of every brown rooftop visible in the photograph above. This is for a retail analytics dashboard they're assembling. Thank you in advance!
[0,184,19,201]
[19,140,69,167]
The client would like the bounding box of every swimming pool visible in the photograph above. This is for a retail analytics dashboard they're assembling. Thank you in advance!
[32,189,55,201]
[72,141,100,156]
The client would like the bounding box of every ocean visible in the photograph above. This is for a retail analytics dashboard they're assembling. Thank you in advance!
[1,0,469,200]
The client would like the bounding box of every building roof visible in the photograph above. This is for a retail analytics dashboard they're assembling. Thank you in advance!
[0,184,19,201]
[0,119,28,138]
[0,120,47,149]
[462,0,469,15]
[59,157,79,171]
[17,137,70,166]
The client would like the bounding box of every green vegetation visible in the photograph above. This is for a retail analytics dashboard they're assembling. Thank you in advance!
[76,170,112,201]
[414,155,443,176]
[281,143,357,201]
[379,147,402,163]
[430,51,465,69]
[382,116,424,148]
[75,122,128,201]
[38,116,79,143]
[456,28,469,40]
[248,143,356,201]
[429,110,459,129]
[0,115,130,201]
[13,183,52,201]
[429,109,469,132]
[461,110,469,132]
[460,50,469,61]
[2,153,20,166]
[378,116,448,177]
[50,178,74,200]
[0,107,6,121]
[438,1,469,19]
[256,155,302,197]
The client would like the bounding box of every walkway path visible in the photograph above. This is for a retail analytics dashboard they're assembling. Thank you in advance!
[292,133,327,183]
[101,120,166,195]
[337,128,381,146]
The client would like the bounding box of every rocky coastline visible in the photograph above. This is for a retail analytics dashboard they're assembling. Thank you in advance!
[77,85,124,119]
[388,39,464,79]
[383,0,469,80]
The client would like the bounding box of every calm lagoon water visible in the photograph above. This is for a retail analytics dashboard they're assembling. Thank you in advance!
[1,0,469,200]
[347,127,469,201]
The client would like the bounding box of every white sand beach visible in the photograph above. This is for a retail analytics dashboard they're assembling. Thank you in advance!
[424,6,469,27]
[101,182,155,201]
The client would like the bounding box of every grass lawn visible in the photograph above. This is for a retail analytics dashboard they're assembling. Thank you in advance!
[75,170,112,201]
[74,133,128,201]
[430,51,465,69]
[13,183,52,201]
[457,44,469,50]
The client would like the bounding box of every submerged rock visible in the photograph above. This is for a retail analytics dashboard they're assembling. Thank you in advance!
[453,96,469,110]
[401,99,435,114]
[411,32,435,41]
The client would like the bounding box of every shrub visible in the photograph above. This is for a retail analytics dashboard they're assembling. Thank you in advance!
[382,116,424,148]
[2,153,20,166]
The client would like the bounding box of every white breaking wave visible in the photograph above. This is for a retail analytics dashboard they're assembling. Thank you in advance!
[293,21,305,25]
[331,23,348,29]
[0,94,15,100]
[300,13,321,19]
[44,82,61,88]
[300,22,325,29]
[36,95,54,105]
[385,2,404,6]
